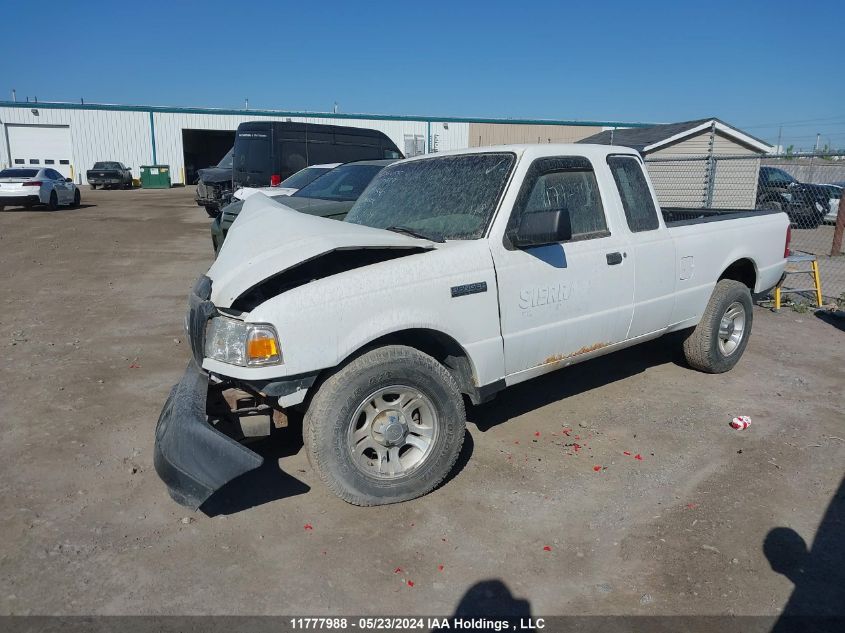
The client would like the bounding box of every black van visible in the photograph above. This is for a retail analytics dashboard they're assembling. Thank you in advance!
[233,121,403,189]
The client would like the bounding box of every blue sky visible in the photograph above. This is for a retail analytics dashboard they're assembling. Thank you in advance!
[3,0,844,150]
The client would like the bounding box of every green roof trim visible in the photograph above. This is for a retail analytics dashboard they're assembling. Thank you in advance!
[0,100,655,128]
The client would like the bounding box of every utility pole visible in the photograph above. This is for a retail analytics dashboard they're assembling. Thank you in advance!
[333,102,338,114]
[11,89,15,102]
[244,98,249,110]
[815,133,821,154]
[776,126,782,154]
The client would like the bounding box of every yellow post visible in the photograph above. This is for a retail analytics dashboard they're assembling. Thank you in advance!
[70,165,74,180]
[812,260,823,306]
[774,284,781,310]
[180,166,185,185]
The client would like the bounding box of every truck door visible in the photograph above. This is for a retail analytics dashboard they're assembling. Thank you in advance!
[491,156,635,377]
[606,155,676,338]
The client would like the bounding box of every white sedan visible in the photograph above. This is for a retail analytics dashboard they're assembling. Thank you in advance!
[0,167,80,210]
[233,163,340,201]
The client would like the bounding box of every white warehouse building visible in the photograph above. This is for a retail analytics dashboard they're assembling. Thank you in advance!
[0,100,649,185]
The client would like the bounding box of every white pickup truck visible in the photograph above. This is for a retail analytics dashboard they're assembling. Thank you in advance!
[154,144,790,509]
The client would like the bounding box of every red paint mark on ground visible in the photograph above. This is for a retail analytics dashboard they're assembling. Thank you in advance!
[128,360,141,369]
[543,545,552,551]
[303,523,313,530]
[686,503,698,510]
[573,443,581,452]
[574,435,581,440]
[534,431,541,437]
[394,567,402,573]
[623,451,631,456]
[593,465,602,472]
[437,564,444,571]
[407,580,415,587]
[562,428,572,436]
[634,454,643,461]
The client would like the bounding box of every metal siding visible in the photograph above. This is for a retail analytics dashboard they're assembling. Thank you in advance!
[468,123,603,147]
[1,106,152,184]
[0,105,486,185]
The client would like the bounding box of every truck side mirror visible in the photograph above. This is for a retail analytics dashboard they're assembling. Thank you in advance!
[510,208,572,248]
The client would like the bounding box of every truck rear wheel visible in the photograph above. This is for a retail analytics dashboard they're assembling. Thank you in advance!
[683,279,753,373]
[304,345,466,506]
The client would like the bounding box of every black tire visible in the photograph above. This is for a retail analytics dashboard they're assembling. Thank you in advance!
[48,191,59,211]
[124,179,132,190]
[205,206,219,218]
[683,279,753,374]
[304,345,466,506]
[72,189,81,208]
[90,184,97,190]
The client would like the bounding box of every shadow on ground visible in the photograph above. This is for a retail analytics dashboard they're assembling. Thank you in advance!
[0,203,97,213]
[765,475,845,630]
[452,579,531,624]
[814,309,845,332]
[467,332,688,432]
[201,419,309,517]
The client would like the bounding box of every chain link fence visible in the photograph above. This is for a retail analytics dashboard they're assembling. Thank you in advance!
[644,152,845,304]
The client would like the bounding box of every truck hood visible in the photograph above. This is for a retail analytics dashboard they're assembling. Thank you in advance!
[207,193,435,308]
[259,195,351,218]
[197,167,233,184]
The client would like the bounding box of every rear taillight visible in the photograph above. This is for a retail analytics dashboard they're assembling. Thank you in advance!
[270,174,281,186]
[784,225,792,258]
[23,181,42,187]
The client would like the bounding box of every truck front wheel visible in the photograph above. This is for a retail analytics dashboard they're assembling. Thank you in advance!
[304,345,466,506]
[683,279,753,373]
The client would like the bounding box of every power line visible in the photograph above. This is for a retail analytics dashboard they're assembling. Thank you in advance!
[740,115,845,129]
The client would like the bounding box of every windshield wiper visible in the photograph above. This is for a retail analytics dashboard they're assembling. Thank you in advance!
[385,226,445,243]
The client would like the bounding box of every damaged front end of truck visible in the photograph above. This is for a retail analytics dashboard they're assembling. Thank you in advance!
[153,195,435,508]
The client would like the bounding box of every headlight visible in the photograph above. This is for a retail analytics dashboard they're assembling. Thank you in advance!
[205,317,282,366]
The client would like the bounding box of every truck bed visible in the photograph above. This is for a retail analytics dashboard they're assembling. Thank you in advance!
[662,207,782,227]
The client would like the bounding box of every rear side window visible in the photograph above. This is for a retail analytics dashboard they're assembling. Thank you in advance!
[607,155,659,232]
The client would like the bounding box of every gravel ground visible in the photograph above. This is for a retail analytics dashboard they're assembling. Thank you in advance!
[0,187,843,617]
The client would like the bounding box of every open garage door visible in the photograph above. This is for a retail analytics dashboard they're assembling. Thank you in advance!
[182,129,235,184]
[6,124,73,178]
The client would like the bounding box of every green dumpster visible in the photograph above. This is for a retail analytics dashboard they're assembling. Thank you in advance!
[140,165,172,189]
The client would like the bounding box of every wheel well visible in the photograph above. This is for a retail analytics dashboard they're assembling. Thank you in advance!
[345,329,481,403]
[719,258,756,290]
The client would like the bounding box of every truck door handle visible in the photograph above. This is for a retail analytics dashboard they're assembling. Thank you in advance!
[606,252,623,265]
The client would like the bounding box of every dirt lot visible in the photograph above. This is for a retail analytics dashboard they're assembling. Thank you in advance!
[0,187,843,617]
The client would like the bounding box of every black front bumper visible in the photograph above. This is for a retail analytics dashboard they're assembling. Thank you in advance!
[154,360,264,509]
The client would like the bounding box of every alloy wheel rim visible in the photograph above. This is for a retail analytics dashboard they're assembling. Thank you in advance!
[718,301,746,356]
[347,385,438,479]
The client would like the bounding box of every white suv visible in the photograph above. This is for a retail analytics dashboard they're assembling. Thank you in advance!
[0,167,80,210]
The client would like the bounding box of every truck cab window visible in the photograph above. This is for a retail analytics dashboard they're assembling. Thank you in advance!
[511,157,608,241]
[607,155,659,232]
